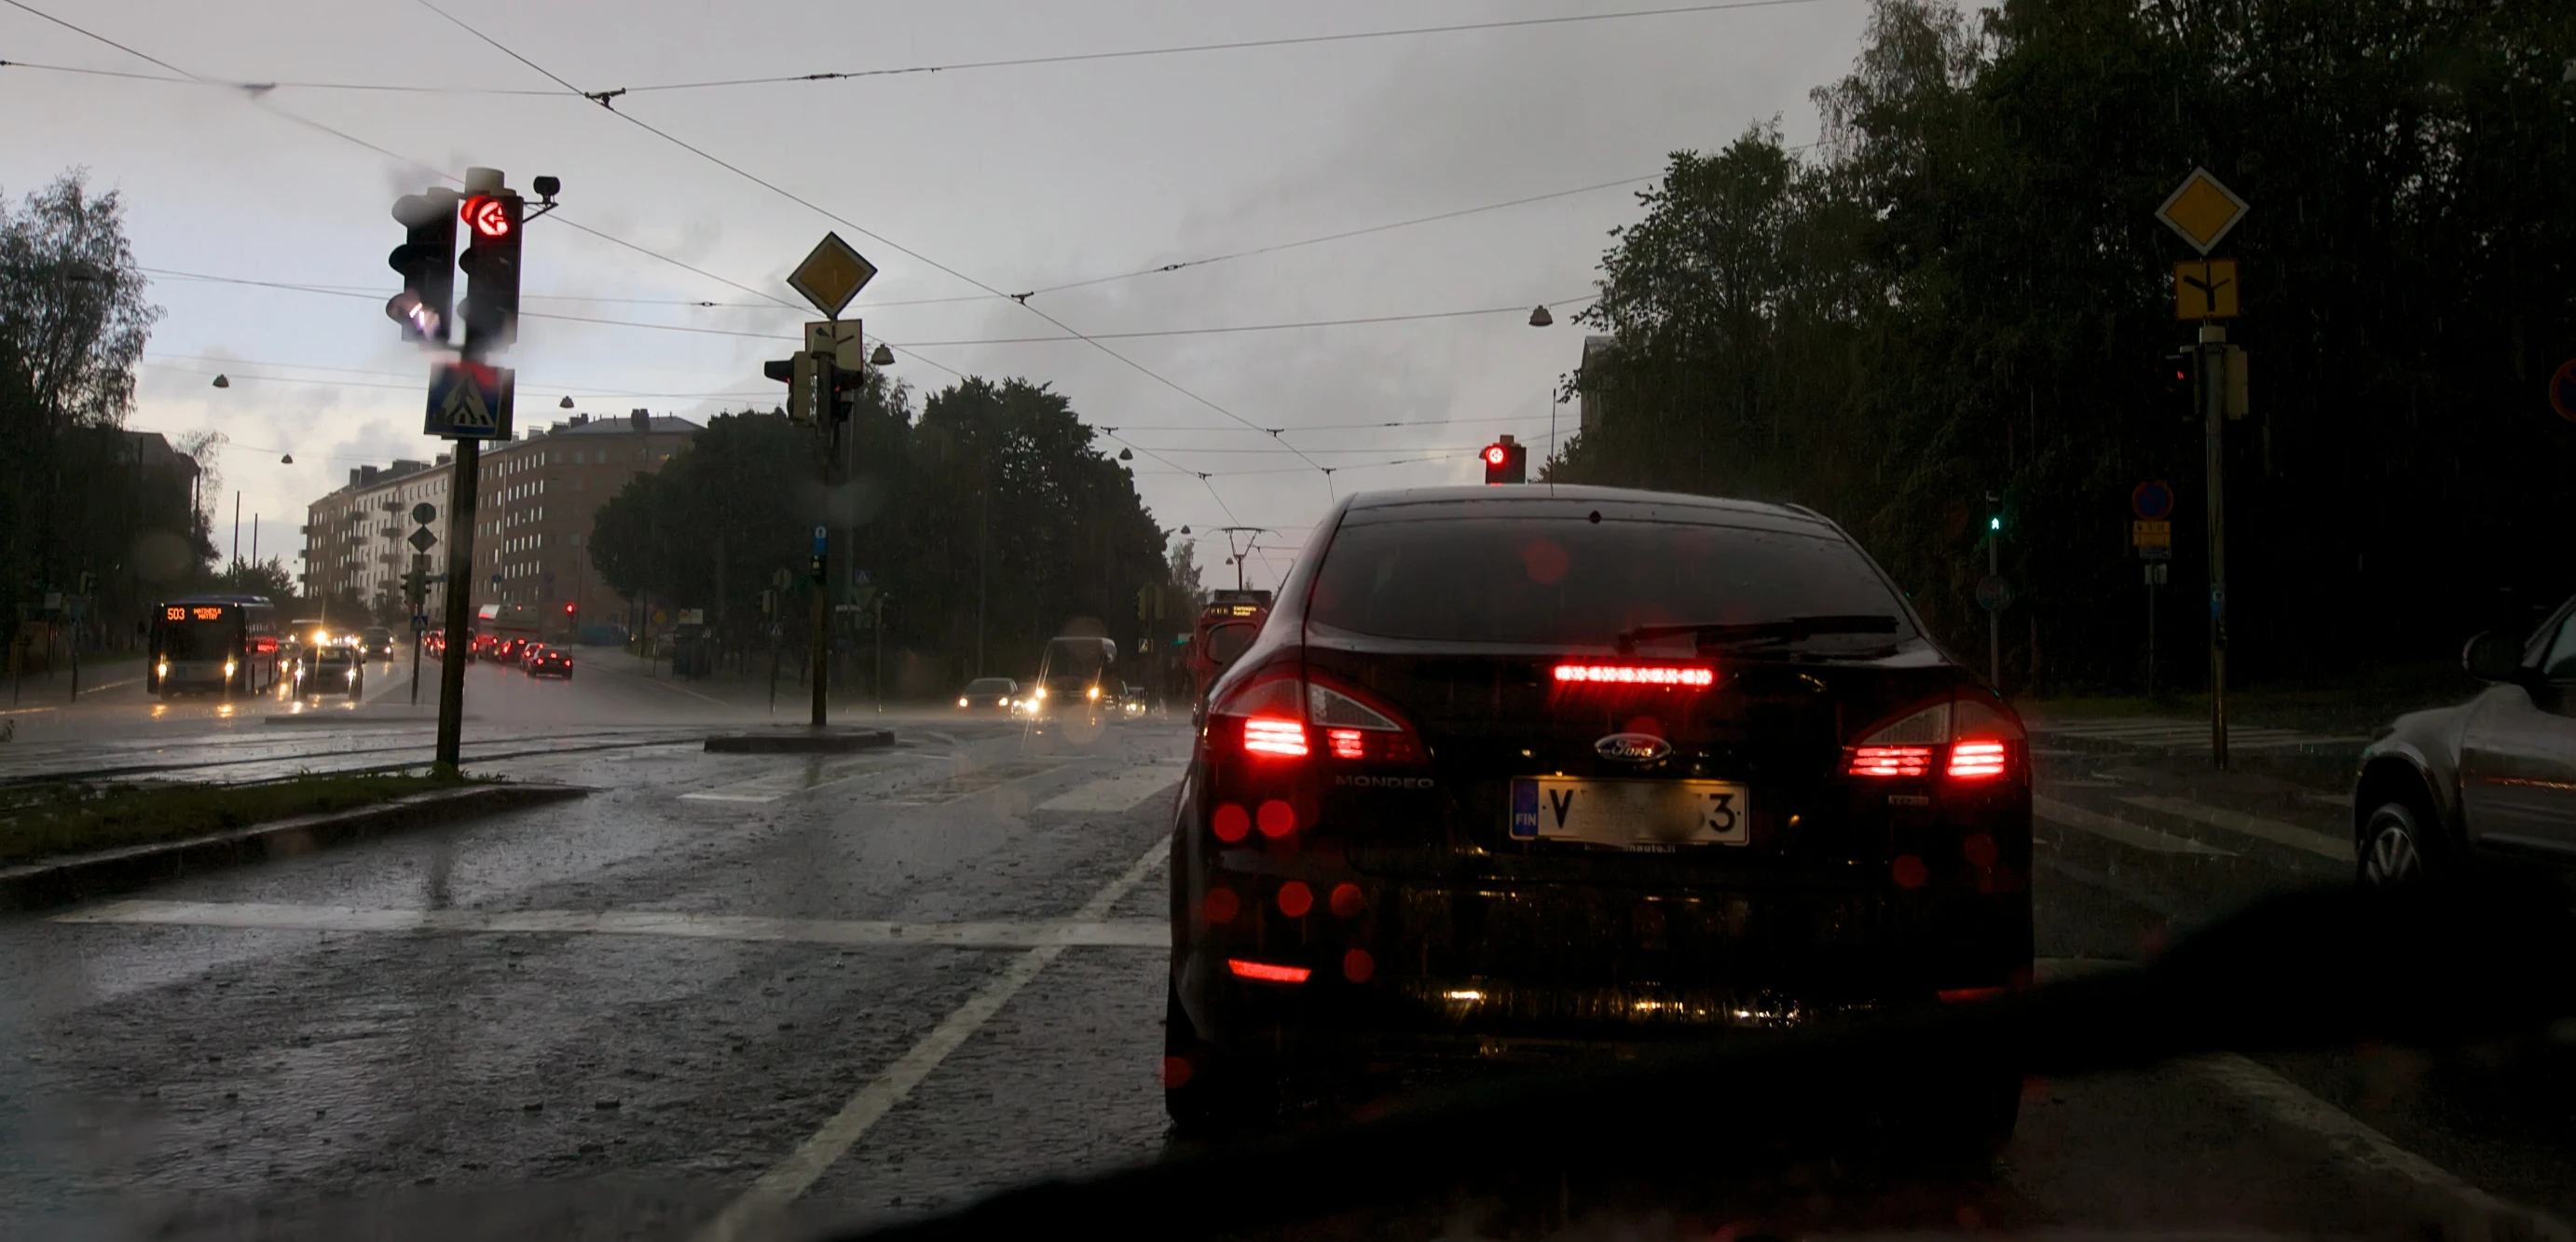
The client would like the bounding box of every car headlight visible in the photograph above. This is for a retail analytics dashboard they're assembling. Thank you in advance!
[1087,686,1101,701]
[1033,688,1046,700]
[346,669,357,682]
[223,660,237,677]
[958,697,970,707]
[155,662,169,677]
[996,697,1008,706]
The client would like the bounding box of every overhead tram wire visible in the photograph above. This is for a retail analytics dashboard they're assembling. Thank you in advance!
[403,0,1327,499]
[6,0,1840,97]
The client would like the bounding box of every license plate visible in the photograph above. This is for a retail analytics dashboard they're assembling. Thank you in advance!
[1509,777,1751,846]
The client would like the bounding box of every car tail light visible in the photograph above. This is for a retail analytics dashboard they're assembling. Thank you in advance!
[1208,662,1423,765]
[1843,694,2025,782]
[1226,959,1311,984]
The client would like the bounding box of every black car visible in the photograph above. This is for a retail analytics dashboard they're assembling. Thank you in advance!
[2353,594,2576,884]
[1166,485,2032,1138]
[528,647,575,679]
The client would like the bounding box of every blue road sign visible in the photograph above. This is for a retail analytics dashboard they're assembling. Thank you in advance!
[2551,360,2576,423]
[424,361,516,440]
[2131,481,2175,521]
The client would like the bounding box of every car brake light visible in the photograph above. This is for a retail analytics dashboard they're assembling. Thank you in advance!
[1848,745,1933,778]
[1226,959,1311,984]
[1948,741,2007,778]
[1242,717,1308,757]
[1552,663,1714,688]
[1211,663,1423,764]
[1844,695,2024,780]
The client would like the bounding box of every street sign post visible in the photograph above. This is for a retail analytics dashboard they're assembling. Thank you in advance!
[424,361,516,440]
[2131,481,2175,522]
[805,320,867,367]
[787,233,877,319]
[2155,168,2250,254]
[407,526,438,553]
[2157,170,2249,771]
[2172,259,2240,320]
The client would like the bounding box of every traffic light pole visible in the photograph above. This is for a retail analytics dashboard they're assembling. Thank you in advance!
[810,412,837,728]
[2200,322,2229,770]
[435,438,479,771]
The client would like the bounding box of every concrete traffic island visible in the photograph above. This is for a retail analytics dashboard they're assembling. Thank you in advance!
[703,726,896,755]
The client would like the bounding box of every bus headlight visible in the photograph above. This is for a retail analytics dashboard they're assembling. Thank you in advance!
[155,662,169,678]
[223,660,237,678]
[1087,686,1101,701]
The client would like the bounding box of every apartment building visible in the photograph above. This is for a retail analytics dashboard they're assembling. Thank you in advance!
[468,410,700,628]
[301,410,700,634]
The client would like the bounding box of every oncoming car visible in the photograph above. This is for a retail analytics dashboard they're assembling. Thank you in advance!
[291,644,364,700]
[1166,485,2032,1142]
[957,677,1019,713]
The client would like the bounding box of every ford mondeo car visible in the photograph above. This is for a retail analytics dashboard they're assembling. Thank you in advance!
[1165,485,2032,1142]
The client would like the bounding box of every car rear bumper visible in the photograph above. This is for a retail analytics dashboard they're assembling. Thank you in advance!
[1175,876,2029,1060]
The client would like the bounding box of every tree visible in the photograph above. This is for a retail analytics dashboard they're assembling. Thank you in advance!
[1560,0,2576,692]
[0,171,166,639]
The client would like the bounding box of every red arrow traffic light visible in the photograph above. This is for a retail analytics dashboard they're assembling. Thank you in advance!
[1482,436,1527,485]
[462,195,513,239]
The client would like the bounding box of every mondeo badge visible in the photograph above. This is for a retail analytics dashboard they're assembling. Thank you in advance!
[1594,732,1671,763]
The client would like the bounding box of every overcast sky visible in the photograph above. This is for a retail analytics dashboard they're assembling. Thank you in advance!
[2,0,1871,588]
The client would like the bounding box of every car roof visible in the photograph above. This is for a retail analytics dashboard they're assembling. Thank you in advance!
[1336,485,1840,537]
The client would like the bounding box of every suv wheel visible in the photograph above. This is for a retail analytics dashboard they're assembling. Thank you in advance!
[2360,798,2431,887]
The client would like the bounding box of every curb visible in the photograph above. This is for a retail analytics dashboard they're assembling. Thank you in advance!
[704,728,896,755]
[0,782,593,913]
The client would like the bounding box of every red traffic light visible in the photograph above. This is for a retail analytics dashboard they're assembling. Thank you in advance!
[462,196,513,239]
[1483,444,1507,466]
[1482,435,1527,485]
[563,602,576,615]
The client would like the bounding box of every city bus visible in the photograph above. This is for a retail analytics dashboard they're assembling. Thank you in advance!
[1187,588,1272,714]
[147,594,282,696]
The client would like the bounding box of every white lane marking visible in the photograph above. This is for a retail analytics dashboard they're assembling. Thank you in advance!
[2120,795,2351,861]
[76,676,141,695]
[54,898,1166,949]
[2033,795,2234,855]
[1035,767,1182,813]
[694,835,1172,1242]
[2190,1053,2573,1242]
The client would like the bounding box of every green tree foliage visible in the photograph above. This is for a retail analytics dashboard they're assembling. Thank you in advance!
[0,171,187,635]
[589,375,1177,684]
[1559,0,2576,690]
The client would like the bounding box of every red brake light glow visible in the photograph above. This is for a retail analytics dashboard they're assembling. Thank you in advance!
[1326,729,1366,759]
[1553,663,1714,688]
[1242,717,1308,757]
[1847,745,1933,778]
[1226,959,1311,984]
[1948,740,2008,779]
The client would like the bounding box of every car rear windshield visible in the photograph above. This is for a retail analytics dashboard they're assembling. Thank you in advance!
[1307,514,1913,647]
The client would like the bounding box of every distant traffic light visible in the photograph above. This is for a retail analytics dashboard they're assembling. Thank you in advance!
[563,602,576,618]
[1482,434,1528,485]
[456,191,524,352]
[2158,351,2193,422]
[387,190,457,344]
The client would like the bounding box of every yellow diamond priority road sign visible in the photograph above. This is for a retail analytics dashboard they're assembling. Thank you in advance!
[787,232,877,319]
[2155,168,2250,255]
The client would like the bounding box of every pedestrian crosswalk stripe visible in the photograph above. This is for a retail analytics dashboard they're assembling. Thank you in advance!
[2120,795,2351,860]
[2034,796,2233,855]
[1035,768,1181,813]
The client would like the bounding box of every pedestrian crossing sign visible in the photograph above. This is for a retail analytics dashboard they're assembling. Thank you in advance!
[424,361,516,440]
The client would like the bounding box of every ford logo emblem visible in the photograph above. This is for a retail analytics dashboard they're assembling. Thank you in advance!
[1594,732,1671,763]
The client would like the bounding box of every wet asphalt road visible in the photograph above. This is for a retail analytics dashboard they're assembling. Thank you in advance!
[0,662,2567,1240]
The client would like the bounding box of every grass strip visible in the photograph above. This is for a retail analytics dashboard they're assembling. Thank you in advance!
[0,771,473,868]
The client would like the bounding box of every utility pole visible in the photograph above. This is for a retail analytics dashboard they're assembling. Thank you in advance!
[2201,321,2229,769]
[874,592,886,716]
[975,465,988,678]
[1986,490,2002,691]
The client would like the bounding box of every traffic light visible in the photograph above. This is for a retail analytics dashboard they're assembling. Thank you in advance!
[563,601,577,619]
[387,190,457,344]
[1481,434,1528,485]
[2157,351,2193,422]
[1984,489,2008,534]
[456,191,524,353]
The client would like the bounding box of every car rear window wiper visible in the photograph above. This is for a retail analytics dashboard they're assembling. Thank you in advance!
[1614,613,1898,654]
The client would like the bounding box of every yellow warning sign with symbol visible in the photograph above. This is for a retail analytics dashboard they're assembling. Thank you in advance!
[2174,259,2240,320]
[2155,168,2250,254]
